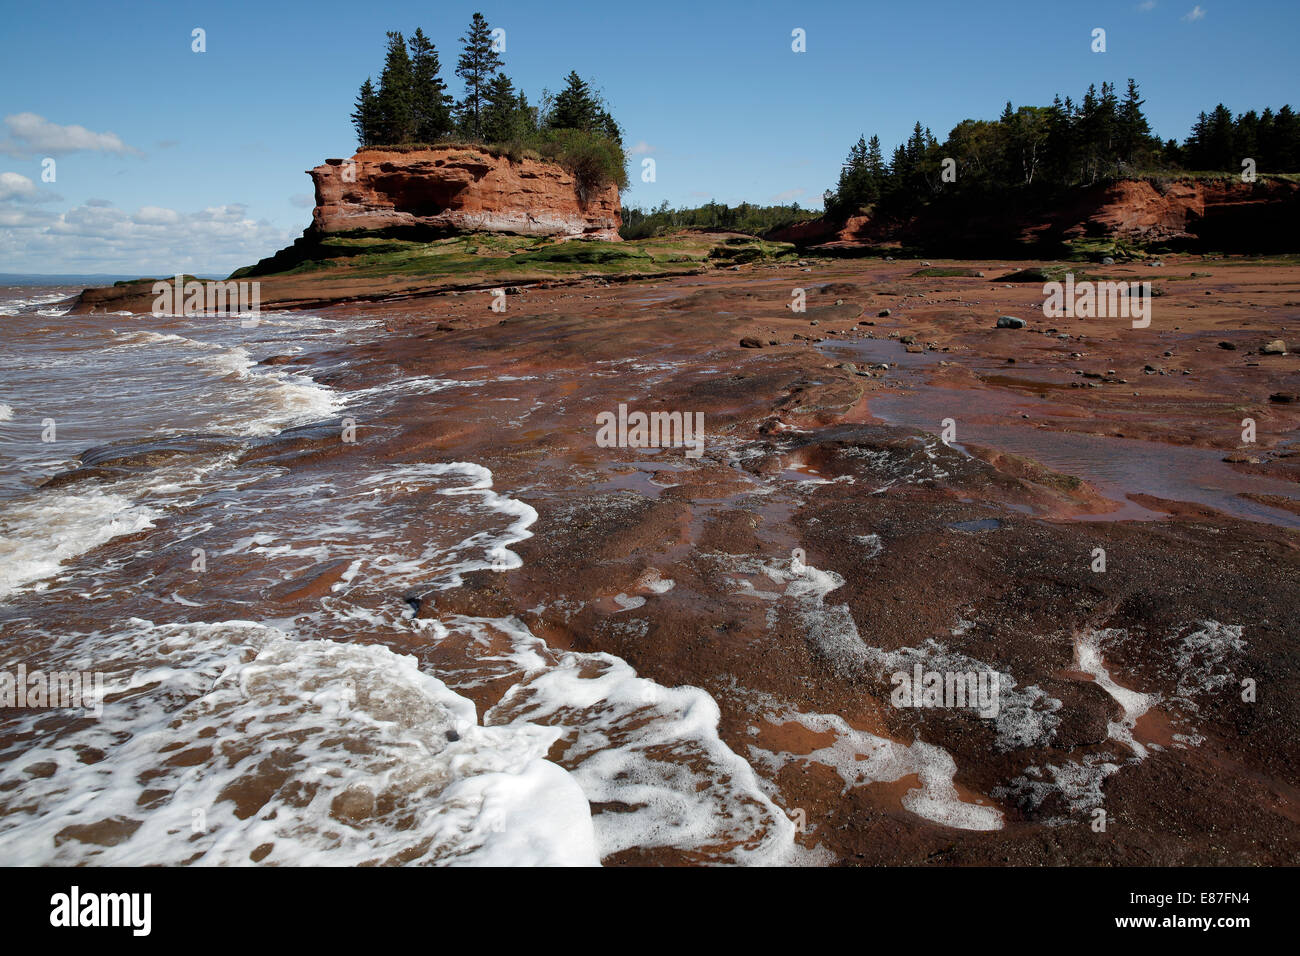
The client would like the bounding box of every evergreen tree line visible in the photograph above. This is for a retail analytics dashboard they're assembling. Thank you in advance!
[826,79,1300,221]
[620,200,816,240]
[351,14,621,152]
[1184,104,1300,172]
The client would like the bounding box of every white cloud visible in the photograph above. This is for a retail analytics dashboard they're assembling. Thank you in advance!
[629,141,656,155]
[0,199,290,274]
[1183,5,1206,20]
[0,113,143,158]
[1137,0,1157,11]
[0,171,37,201]
[133,205,183,225]
[0,170,60,204]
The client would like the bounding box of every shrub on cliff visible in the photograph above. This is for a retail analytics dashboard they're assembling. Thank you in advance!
[533,128,628,197]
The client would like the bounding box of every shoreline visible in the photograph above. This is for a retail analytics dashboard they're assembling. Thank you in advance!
[9,252,1300,864]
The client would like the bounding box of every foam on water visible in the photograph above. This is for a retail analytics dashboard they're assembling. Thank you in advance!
[0,453,802,865]
[0,620,598,865]
[0,487,158,601]
[1075,628,1156,758]
[742,691,1003,832]
[712,552,1006,830]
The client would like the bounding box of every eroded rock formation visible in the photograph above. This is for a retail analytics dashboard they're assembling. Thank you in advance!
[309,146,621,241]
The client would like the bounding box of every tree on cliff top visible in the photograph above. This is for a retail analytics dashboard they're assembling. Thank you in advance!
[375,31,415,145]
[351,78,379,148]
[455,13,504,139]
[547,71,623,144]
[482,73,528,144]
[409,28,453,142]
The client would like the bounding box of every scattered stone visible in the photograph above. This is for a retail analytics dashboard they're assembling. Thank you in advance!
[878,309,891,317]
[996,316,1026,329]
[900,335,916,344]
[1269,392,1298,403]
[1101,256,1115,265]
[1217,341,1237,350]
[739,337,763,348]
[1261,339,1287,355]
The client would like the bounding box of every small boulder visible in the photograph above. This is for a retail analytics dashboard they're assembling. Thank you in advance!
[1261,339,1287,355]
[996,316,1026,329]
[739,337,764,348]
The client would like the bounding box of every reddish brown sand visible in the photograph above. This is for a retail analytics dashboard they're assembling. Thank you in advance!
[39,254,1300,864]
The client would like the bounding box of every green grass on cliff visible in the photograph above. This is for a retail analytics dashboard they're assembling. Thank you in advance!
[231,232,791,286]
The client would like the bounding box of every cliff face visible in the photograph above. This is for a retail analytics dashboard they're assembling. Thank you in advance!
[309,147,621,241]
[775,178,1300,254]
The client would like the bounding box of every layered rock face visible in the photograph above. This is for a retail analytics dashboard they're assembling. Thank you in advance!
[308,147,621,241]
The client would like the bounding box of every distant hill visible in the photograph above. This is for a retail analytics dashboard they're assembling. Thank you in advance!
[0,274,224,287]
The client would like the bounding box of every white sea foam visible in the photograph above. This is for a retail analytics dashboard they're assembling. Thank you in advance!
[712,553,1005,831]
[0,487,158,601]
[1075,628,1155,758]
[0,620,599,866]
[0,403,12,422]
[745,700,1003,832]
[467,617,797,863]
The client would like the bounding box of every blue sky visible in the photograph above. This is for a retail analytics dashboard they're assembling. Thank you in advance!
[1,0,1296,274]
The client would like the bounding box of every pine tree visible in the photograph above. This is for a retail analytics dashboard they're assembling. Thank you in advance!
[515,90,535,135]
[482,73,521,143]
[1272,104,1299,170]
[455,12,504,139]
[351,78,378,148]
[866,135,886,178]
[409,28,453,142]
[1118,79,1152,168]
[1206,104,1236,170]
[375,31,415,144]
[548,72,600,131]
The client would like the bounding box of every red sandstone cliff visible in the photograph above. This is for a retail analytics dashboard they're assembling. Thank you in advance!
[309,146,621,241]
[773,178,1299,253]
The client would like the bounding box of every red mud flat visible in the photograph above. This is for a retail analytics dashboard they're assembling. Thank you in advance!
[36,254,1300,865]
